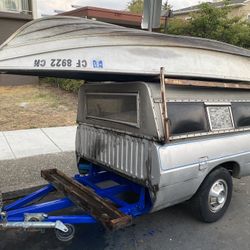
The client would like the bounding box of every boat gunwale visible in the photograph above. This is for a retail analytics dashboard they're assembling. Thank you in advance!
[0,65,248,83]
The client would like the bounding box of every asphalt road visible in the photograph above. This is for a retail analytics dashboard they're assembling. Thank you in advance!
[0,177,250,250]
[0,152,77,198]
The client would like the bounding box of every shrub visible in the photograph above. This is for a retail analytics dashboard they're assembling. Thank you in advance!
[40,77,84,93]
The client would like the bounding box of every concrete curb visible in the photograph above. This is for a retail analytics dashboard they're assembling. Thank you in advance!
[2,185,46,201]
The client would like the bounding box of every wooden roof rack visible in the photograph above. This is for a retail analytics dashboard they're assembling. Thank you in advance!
[165,78,250,90]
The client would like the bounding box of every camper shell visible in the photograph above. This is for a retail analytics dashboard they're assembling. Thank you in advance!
[76,81,250,212]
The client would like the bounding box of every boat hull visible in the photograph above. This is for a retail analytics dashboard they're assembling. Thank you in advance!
[0,16,249,82]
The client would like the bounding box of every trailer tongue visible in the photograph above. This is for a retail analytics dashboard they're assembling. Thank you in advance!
[0,165,150,241]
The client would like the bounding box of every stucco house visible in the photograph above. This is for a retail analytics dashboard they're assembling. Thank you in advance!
[173,0,250,21]
[0,0,38,85]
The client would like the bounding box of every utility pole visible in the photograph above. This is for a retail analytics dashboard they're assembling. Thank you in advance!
[32,0,38,19]
[141,0,162,32]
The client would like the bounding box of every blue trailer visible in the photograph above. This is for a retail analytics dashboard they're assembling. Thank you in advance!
[0,163,151,241]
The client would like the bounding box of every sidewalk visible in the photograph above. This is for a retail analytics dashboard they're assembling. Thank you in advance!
[0,126,78,199]
[0,126,77,160]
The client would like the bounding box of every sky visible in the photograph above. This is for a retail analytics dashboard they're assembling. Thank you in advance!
[37,0,206,17]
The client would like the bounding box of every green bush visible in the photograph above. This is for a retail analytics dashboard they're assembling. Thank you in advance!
[165,2,250,49]
[40,77,84,93]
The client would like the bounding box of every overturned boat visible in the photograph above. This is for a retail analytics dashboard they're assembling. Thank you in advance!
[0,16,249,82]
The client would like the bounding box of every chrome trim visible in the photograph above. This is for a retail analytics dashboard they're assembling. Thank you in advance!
[170,127,250,140]
[204,102,231,106]
[208,179,228,213]
[168,100,250,103]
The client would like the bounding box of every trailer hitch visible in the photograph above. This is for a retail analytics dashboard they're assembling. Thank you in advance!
[0,212,69,233]
[0,220,68,232]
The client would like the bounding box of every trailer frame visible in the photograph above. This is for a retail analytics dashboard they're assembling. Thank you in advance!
[0,163,151,240]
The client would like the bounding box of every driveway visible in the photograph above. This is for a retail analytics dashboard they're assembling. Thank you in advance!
[0,177,250,250]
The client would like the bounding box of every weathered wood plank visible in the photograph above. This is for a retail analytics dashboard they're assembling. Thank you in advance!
[165,79,250,90]
[41,169,132,231]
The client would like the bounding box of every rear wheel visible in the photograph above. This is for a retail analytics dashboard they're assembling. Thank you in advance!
[192,167,232,222]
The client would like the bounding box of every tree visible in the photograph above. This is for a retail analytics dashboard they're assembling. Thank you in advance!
[166,2,250,49]
[127,0,170,14]
[127,0,144,14]
[162,1,171,11]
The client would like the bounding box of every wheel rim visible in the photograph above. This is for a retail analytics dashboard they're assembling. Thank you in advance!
[208,179,228,213]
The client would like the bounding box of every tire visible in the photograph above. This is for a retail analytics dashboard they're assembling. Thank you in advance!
[191,167,232,223]
[55,224,75,242]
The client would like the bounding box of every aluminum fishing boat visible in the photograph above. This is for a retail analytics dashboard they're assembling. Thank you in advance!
[0,16,249,82]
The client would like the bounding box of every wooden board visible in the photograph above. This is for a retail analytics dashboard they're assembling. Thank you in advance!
[165,79,250,90]
[41,169,132,231]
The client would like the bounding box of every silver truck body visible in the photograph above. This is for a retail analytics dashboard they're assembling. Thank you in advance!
[76,82,250,212]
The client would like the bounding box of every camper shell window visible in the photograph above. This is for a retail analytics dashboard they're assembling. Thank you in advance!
[231,102,250,128]
[86,93,139,127]
[168,102,208,135]
[206,105,234,131]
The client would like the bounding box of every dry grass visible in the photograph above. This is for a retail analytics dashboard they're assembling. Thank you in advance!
[0,84,78,131]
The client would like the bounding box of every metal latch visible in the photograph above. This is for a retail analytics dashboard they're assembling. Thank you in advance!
[199,156,208,171]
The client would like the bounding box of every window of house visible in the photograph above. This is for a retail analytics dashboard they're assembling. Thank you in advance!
[206,105,234,131]
[21,0,29,12]
[231,102,250,128]
[0,0,30,13]
[3,0,17,11]
[168,102,209,135]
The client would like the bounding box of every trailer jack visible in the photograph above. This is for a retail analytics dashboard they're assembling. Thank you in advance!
[0,211,74,241]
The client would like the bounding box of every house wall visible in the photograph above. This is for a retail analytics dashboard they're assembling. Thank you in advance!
[173,13,190,20]
[0,13,32,44]
[228,2,250,20]
[0,1,38,86]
